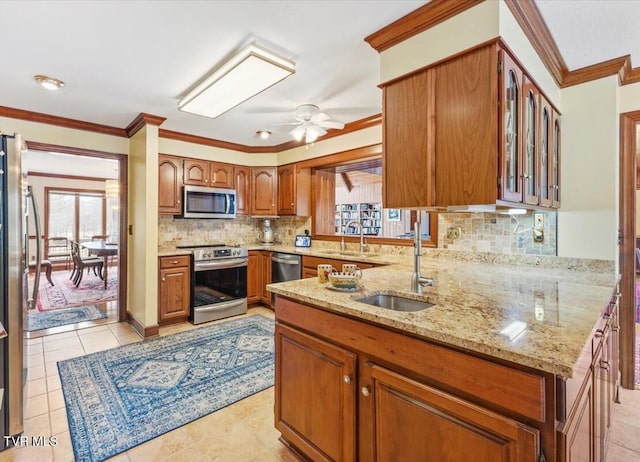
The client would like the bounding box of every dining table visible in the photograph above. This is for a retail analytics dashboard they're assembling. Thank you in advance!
[81,240,118,289]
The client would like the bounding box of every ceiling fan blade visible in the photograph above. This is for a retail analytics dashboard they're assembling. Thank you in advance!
[318,120,345,130]
[312,112,330,122]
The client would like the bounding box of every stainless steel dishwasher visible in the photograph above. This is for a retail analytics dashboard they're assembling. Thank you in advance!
[271,252,302,283]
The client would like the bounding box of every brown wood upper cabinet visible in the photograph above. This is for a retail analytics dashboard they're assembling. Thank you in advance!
[277,164,311,216]
[183,158,233,188]
[233,165,251,216]
[251,167,278,216]
[381,42,561,210]
[158,154,183,215]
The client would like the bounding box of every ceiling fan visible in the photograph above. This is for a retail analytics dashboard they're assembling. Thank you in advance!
[287,104,345,143]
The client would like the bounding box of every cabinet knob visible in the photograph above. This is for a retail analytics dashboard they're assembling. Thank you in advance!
[171,260,179,264]
[594,329,604,338]
[343,375,351,384]
[162,276,165,282]
[601,360,610,370]
[361,386,370,397]
[177,200,181,204]
[291,202,294,206]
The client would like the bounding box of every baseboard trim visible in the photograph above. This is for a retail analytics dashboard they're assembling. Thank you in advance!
[127,312,159,338]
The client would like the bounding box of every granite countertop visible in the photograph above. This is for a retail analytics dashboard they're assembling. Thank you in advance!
[267,258,617,378]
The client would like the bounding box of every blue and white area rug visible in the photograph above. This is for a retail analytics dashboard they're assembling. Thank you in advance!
[58,315,275,462]
[25,305,106,331]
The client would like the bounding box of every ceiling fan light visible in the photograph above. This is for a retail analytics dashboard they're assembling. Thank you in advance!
[291,125,306,142]
[305,125,320,143]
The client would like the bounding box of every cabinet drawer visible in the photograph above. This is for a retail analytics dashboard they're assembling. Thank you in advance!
[159,255,190,269]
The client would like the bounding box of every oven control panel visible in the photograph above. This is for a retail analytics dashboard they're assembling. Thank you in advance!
[194,246,248,261]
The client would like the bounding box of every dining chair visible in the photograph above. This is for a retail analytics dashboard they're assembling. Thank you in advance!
[46,237,71,271]
[69,241,104,287]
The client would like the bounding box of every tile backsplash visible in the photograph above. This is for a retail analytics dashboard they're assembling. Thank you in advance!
[158,215,312,247]
[437,211,557,256]
[159,211,556,256]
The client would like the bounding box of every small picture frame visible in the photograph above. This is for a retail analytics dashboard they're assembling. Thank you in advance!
[387,209,401,221]
[295,235,312,247]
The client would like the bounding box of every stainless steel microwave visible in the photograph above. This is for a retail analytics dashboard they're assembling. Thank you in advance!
[182,185,236,219]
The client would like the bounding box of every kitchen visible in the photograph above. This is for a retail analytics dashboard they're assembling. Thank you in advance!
[1,0,640,461]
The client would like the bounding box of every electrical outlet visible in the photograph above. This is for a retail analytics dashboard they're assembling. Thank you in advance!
[446,226,461,240]
[534,213,544,230]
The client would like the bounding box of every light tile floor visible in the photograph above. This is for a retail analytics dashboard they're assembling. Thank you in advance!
[1,307,298,462]
[3,306,640,461]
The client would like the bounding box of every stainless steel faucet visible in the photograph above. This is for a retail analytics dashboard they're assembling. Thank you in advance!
[411,219,435,293]
[345,220,368,253]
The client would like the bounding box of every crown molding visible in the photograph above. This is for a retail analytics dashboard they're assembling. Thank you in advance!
[364,0,483,53]
[159,113,382,153]
[0,105,127,137]
[125,112,167,137]
[158,129,279,153]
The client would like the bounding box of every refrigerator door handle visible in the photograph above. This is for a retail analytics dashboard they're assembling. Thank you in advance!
[26,185,41,310]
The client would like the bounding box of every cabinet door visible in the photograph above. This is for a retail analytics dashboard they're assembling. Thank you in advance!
[523,76,540,205]
[247,251,261,304]
[435,45,497,207]
[233,165,251,216]
[277,164,296,215]
[183,159,209,186]
[383,68,434,208]
[551,110,562,208]
[251,167,277,215]
[158,155,182,214]
[561,376,594,462]
[260,251,271,305]
[539,97,553,207]
[275,324,357,462]
[500,50,524,203]
[158,266,190,322]
[359,363,540,462]
[210,162,233,188]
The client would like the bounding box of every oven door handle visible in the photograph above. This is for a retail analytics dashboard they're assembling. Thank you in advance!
[194,298,246,312]
[194,258,248,271]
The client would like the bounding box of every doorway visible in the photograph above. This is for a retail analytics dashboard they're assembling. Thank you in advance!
[23,142,128,335]
[619,110,640,389]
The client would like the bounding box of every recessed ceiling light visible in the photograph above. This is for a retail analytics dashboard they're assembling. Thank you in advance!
[34,74,65,90]
[256,130,272,139]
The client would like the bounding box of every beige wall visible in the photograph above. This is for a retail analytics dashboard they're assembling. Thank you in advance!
[158,137,276,166]
[0,116,129,154]
[127,126,159,328]
[557,77,618,260]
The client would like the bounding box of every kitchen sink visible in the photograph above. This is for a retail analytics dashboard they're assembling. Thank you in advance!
[355,294,434,312]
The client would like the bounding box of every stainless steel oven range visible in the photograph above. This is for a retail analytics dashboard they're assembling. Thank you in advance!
[181,244,248,325]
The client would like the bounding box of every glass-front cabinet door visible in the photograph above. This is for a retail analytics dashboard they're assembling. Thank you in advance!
[551,110,561,208]
[523,76,539,205]
[539,97,552,207]
[500,50,523,203]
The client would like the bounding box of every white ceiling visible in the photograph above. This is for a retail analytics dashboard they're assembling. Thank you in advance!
[2,0,639,148]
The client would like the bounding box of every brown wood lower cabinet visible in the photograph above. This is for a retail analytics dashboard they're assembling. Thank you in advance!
[275,324,356,461]
[247,251,261,304]
[359,363,539,461]
[158,255,191,325]
[274,290,619,462]
[260,251,272,306]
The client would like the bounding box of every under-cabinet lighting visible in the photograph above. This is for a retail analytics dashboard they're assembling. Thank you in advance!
[179,43,295,119]
[500,321,527,341]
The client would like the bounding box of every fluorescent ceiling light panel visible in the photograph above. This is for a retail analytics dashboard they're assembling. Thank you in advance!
[179,43,295,119]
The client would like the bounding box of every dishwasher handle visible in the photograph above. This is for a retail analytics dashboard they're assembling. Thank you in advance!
[272,256,300,265]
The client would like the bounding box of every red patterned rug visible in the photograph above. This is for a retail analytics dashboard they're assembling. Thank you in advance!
[33,269,118,311]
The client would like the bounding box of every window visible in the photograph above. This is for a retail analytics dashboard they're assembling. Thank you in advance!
[46,188,106,243]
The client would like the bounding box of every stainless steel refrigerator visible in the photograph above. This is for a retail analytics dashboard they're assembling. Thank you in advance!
[0,133,42,449]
